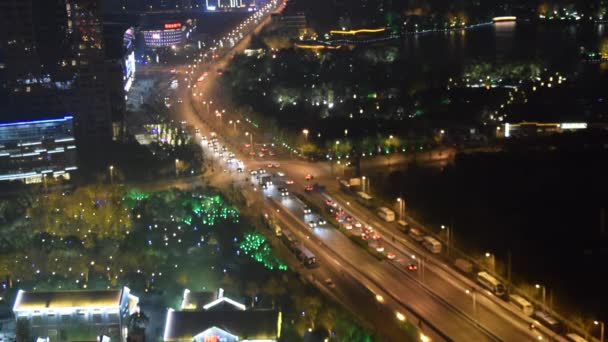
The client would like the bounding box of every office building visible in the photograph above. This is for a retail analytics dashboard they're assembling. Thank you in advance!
[12,287,139,342]
[0,0,117,148]
[0,115,78,183]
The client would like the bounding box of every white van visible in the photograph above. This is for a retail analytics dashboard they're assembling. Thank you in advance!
[422,236,442,254]
[408,228,424,242]
[508,294,534,316]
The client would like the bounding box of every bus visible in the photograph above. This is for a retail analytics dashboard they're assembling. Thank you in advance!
[377,207,396,222]
[422,236,442,254]
[356,192,373,207]
[533,310,563,334]
[476,271,506,296]
[280,230,299,251]
[508,294,534,316]
[296,246,316,267]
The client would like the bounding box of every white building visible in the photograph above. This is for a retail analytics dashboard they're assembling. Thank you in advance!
[12,287,138,342]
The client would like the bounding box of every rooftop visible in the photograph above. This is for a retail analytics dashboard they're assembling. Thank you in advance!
[13,289,123,311]
[164,309,280,341]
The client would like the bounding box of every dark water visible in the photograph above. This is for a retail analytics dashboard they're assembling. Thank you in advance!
[399,21,607,82]
[384,22,608,322]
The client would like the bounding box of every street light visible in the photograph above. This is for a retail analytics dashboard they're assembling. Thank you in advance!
[594,320,605,342]
[465,289,477,319]
[109,165,114,185]
[396,312,406,321]
[375,294,384,303]
[485,252,495,272]
[245,132,253,147]
[302,129,309,141]
[396,198,405,221]
[362,176,370,194]
[441,225,451,256]
[175,159,179,177]
[535,284,546,310]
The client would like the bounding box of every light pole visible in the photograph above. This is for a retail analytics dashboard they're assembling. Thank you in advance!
[412,254,424,282]
[336,161,345,177]
[396,198,405,221]
[302,129,309,142]
[245,132,253,147]
[175,159,179,177]
[535,284,546,311]
[362,176,370,194]
[595,320,605,342]
[485,252,495,273]
[441,225,451,256]
[109,165,114,185]
[466,288,477,319]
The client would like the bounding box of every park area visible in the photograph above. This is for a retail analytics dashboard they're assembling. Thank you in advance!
[0,185,376,341]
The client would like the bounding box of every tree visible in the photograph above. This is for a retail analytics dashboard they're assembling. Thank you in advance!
[263,34,291,50]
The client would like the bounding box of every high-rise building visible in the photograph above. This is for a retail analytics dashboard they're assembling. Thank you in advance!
[0,0,117,149]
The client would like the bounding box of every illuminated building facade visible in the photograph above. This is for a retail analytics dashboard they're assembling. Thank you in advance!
[503,122,588,138]
[0,115,78,183]
[164,288,281,342]
[12,287,139,342]
[142,22,186,48]
[0,0,116,148]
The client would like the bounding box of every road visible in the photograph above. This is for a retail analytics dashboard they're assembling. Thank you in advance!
[139,3,563,341]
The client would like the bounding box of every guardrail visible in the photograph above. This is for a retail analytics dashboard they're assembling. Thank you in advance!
[330,186,588,342]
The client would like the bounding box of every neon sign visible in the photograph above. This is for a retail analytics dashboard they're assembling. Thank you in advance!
[164,22,181,29]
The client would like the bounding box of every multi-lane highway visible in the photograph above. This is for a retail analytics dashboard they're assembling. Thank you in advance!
[139,3,573,341]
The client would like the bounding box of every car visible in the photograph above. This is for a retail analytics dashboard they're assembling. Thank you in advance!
[345,215,353,222]
[273,163,280,167]
[387,252,396,260]
[177,98,183,103]
[354,222,362,229]
[261,183,268,190]
[249,170,258,176]
[267,163,274,168]
[237,168,243,173]
[317,219,327,225]
[195,128,200,136]
[268,151,276,156]
[276,171,285,177]
[258,153,265,157]
[304,185,314,192]
[376,246,385,253]
[302,206,311,214]
[325,199,334,206]
[361,233,369,240]
[286,179,294,185]
[324,278,335,288]
[279,188,289,197]
[249,151,256,156]
[371,232,381,240]
[258,168,266,174]
[407,263,418,271]
[305,174,314,180]
[308,221,316,228]
[344,223,353,230]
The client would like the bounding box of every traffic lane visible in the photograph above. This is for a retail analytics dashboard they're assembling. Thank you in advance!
[308,225,494,342]
[266,200,420,342]
[311,191,538,341]
[271,194,494,341]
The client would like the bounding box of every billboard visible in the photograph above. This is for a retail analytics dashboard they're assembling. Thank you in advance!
[124,51,136,92]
